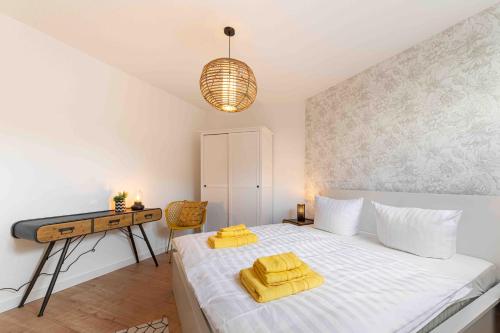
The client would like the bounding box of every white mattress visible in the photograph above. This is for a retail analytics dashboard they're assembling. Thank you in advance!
[173,224,496,333]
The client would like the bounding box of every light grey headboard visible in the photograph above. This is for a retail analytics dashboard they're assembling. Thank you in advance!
[321,189,500,277]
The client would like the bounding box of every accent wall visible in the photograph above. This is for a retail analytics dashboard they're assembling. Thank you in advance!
[306,5,500,204]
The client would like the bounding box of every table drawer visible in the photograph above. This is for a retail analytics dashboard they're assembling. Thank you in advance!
[134,209,162,224]
[37,220,92,242]
[94,214,132,232]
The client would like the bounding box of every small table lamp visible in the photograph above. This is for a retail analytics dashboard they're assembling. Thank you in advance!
[297,204,305,222]
[131,190,145,211]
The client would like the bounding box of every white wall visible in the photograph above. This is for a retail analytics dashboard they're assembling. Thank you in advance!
[203,100,305,222]
[0,14,205,312]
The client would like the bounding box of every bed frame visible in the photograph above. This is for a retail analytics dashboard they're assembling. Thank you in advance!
[172,252,211,333]
[172,189,500,333]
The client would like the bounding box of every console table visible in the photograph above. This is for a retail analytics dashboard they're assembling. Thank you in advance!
[11,207,162,317]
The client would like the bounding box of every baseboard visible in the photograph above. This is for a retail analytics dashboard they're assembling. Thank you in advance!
[0,246,165,313]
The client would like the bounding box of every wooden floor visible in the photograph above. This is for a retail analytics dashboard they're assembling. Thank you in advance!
[0,254,181,333]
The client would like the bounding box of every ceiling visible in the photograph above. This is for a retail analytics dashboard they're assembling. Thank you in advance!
[1,0,498,110]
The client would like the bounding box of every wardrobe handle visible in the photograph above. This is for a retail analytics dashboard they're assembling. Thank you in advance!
[256,185,260,188]
[203,185,207,188]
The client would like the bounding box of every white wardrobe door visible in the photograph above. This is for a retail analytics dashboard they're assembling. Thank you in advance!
[202,134,228,232]
[229,131,259,227]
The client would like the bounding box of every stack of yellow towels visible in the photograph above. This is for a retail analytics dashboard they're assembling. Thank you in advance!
[240,252,324,303]
[208,224,258,249]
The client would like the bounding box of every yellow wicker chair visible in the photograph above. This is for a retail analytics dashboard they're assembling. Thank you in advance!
[165,201,207,263]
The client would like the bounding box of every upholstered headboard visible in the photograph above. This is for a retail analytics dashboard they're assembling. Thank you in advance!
[319,189,500,278]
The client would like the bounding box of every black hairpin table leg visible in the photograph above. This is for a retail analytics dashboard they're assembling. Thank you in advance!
[127,226,140,263]
[18,241,55,308]
[138,224,158,267]
[38,238,71,317]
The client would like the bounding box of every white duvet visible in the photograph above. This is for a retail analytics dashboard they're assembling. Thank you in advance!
[173,224,493,333]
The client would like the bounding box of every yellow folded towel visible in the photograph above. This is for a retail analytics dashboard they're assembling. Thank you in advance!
[240,267,324,303]
[217,228,252,238]
[254,262,311,286]
[208,233,258,249]
[253,252,303,274]
[220,224,246,232]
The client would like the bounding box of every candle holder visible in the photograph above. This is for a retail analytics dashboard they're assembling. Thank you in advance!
[297,203,305,222]
[131,190,145,211]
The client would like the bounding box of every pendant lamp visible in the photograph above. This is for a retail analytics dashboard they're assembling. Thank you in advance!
[200,27,257,112]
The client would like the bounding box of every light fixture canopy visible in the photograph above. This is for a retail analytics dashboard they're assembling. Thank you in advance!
[200,26,257,113]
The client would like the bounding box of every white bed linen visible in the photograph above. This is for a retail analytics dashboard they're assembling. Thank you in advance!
[173,224,496,333]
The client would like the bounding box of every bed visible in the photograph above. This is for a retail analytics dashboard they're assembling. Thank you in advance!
[171,190,500,333]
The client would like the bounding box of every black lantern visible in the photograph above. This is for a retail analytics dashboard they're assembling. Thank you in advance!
[297,204,305,222]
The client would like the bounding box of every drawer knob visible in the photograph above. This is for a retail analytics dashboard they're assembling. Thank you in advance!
[144,214,153,219]
[108,219,120,225]
[58,227,75,235]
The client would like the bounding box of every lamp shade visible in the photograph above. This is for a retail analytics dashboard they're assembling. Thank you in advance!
[200,57,257,113]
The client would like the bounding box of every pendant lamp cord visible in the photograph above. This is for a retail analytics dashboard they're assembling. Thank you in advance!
[228,34,231,59]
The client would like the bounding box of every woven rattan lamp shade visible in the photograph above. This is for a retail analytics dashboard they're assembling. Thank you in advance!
[200,57,257,112]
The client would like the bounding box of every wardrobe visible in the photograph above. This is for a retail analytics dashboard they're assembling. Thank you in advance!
[201,127,273,231]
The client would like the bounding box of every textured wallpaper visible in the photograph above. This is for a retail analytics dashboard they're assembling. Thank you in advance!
[305,4,500,201]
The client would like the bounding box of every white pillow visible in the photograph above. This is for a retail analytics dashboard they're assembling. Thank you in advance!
[372,202,462,259]
[313,195,364,236]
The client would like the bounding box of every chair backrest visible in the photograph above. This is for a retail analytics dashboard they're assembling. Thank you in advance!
[165,201,207,228]
[165,201,185,227]
[200,208,207,226]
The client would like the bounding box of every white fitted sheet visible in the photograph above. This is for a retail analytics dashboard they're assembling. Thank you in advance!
[173,224,496,333]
